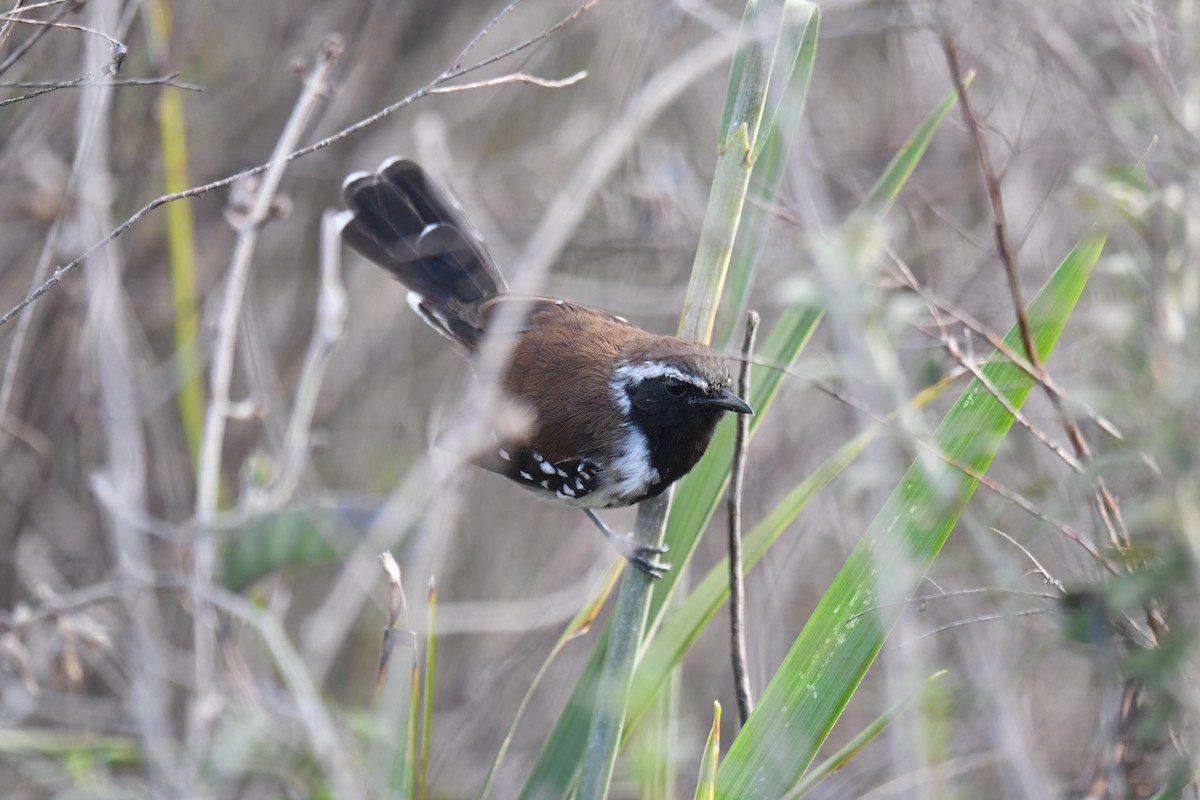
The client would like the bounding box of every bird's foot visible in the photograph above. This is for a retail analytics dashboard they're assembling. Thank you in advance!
[612,535,671,580]
[584,509,671,579]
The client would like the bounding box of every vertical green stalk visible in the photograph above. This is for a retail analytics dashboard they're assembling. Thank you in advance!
[576,3,804,797]
[147,0,203,470]
[418,579,437,800]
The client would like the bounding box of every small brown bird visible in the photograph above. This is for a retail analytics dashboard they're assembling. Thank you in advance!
[339,159,752,577]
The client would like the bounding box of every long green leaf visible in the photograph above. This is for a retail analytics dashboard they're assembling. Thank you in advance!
[784,671,948,799]
[517,65,965,800]
[717,1,820,348]
[693,702,722,800]
[714,233,1106,798]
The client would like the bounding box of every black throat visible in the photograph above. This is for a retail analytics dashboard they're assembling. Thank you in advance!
[626,402,725,498]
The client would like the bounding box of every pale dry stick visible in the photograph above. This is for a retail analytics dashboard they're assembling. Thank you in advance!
[0,0,65,14]
[0,1,600,331]
[0,73,199,107]
[727,310,758,727]
[0,0,28,52]
[0,12,128,55]
[0,0,68,78]
[76,0,180,789]
[0,219,61,415]
[439,0,597,84]
[989,527,1066,593]
[0,3,115,415]
[0,574,186,632]
[447,0,526,72]
[427,69,586,94]
[207,587,365,799]
[240,210,347,516]
[1,73,198,88]
[187,36,342,781]
[941,34,1128,549]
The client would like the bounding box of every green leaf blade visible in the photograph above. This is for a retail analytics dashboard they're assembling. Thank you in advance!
[713,233,1106,798]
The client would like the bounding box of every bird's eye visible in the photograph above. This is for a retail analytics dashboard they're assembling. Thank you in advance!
[664,378,687,398]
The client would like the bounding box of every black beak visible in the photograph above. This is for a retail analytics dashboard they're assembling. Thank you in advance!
[692,388,753,415]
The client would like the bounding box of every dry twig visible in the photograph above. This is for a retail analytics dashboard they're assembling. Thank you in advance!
[728,310,758,726]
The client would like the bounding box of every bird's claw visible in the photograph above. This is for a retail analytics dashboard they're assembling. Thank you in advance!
[620,539,671,580]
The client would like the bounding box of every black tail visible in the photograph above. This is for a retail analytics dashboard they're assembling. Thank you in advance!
[339,159,507,348]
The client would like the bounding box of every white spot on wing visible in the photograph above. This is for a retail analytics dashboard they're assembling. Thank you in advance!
[519,471,533,481]
[499,449,511,461]
[539,460,555,475]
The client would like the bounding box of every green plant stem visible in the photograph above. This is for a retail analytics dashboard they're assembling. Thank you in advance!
[578,493,670,799]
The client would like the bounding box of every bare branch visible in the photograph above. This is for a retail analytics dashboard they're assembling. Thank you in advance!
[727,310,758,727]
[186,34,343,778]
[0,3,599,331]
[428,69,587,95]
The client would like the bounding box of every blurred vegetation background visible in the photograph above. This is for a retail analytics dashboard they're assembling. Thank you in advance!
[0,0,1197,797]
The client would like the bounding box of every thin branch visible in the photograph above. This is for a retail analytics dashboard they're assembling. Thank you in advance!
[447,0,525,72]
[428,69,586,94]
[940,32,1128,549]
[887,249,1123,442]
[0,12,129,59]
[0,72,200,88]
[845,586,1061,625]
[0,4,598,331]
[0,0,71,79]
[989,528,1066,593]
[239,210,347,516]
[942,332,1084,473]
[921,440,1112,569]
[727,310,757,727]
[0,575,186,632]
[186,34,342,779]
[439,0,598,83]
[941,34,1038,369]
[0,72,197,107]
[905,608,1054,643]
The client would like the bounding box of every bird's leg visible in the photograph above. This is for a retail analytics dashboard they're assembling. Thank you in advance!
[583,509,671,579]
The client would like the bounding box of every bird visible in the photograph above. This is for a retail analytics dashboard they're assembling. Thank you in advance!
[338,159,752,578]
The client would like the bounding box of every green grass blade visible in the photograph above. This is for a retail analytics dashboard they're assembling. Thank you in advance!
[693,702,722,800]
[783,671,947,799]
[418,579,436,800]
[857,75,972,218]
[717,1,820,348]
[147,0,204,471]
[713,233,1106,798]
[578,1,802,795]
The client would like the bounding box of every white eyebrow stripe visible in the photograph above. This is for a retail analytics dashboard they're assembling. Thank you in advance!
[614,362,710,392]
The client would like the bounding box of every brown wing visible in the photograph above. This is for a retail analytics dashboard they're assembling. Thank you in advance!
[449,300,634,470]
